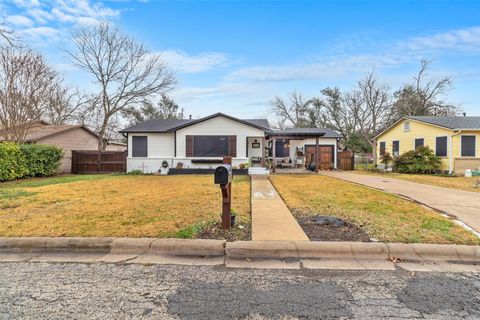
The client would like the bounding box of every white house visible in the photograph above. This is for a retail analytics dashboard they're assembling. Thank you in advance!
[119,113,341,173]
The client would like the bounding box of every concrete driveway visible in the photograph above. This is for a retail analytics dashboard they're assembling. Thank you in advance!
[322,171,480,234]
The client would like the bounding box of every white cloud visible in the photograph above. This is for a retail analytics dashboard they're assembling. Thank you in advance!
[228,26,480,83]
[5,14,34,27]
[403,26,480,53]
[19,26,61,40]
[5,0,121,43]
[159,50,230,73]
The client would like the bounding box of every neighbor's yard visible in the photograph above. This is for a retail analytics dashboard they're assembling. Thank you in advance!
[0,175,250,238]
[355,170,480,193]
[270,175,479,245]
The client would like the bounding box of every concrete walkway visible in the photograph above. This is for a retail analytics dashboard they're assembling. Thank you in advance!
[251,175,309,241]
[322,171,480,234]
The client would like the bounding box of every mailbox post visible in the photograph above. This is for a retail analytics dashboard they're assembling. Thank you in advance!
[214,156,233,230]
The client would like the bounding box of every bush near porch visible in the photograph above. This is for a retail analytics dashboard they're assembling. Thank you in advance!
[270,175,479,245]
[0,174,250,238]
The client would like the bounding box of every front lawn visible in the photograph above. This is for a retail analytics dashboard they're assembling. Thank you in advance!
[270,175,479,245]
[0,175,250,238]
[355,170,480,193]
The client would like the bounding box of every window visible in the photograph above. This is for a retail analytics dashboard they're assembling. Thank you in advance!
[132,136,148,157]
[379,141,386,156]
[392,141,400,156]
[269,139,290,157]
[415,138,424,150]
[193,136,229,157]
[435,136,448,157]
[461,135,476,157]
[404,121,410,132]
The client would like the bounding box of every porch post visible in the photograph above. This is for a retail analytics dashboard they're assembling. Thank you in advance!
[261,137,265,167]
[315,136,319,173]
[272,138,277,173]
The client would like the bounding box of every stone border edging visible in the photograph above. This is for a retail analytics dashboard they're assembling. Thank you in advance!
[0,238,478,264]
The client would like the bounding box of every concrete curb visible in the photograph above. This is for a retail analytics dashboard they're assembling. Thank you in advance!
[0,238,478,268]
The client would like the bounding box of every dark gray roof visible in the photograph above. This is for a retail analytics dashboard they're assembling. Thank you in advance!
[119,113,270,133]
[408,116,480,130]
[119,119,193,133]
[269,127,342,138]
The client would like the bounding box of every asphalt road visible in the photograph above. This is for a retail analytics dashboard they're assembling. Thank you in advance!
[0,262,479,319]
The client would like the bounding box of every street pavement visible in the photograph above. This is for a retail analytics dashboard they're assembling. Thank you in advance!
[0,262,478,319]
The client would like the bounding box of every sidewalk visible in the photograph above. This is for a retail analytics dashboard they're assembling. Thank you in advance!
[250,175,309,241]
[322,171,480,234]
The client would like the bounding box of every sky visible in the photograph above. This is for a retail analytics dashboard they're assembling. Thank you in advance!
[1,0,480,121]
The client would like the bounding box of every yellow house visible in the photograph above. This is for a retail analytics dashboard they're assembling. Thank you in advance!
[375,116,480,174]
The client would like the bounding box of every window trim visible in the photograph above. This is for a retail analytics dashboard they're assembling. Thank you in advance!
[435,136,448,158]
[403,121,411,132]
[192,135,230,158]
[131,135,148,158]
[392,140,400,157]
[460,135,476,157]
[414,138,424,150]
[379,141,386,156]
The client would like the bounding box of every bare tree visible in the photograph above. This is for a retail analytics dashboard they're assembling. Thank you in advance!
[356,71,392,162]
[123,94,184,125]
[0,24,15,46]
[312,87,359,140]
[392,59,459,117]
[40,88,89,125]
[67,22,176,150]
[271,91,313,128]
[0,47,65,142]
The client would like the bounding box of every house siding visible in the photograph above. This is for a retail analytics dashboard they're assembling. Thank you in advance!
[175,116,265,168]
[288,138,338,168]
[38,127,99,173]
[376,118,480,174]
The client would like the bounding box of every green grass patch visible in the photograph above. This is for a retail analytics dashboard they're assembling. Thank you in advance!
[0,174,114,189]
[270,174,480,245]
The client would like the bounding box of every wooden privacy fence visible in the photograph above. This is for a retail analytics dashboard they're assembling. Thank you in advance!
[337,151,355,170]
[71,150,127,174]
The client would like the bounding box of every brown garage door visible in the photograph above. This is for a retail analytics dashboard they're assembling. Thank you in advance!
[305,145,334,170]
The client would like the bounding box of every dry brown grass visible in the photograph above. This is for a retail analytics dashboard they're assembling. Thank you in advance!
[355,170,480,193]
[270,175,479,245]
[0,175,250,237]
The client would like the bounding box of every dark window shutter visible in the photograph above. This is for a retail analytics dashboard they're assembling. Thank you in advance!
[228,136,237,157]
[379,142,386,156]
[186,135,193,157]
[132,136,148,157]
[461,136,476,157]
[415,138,424,150]
[435,136,447,157]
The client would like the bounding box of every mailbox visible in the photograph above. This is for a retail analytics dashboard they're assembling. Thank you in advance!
[214,164,233,185]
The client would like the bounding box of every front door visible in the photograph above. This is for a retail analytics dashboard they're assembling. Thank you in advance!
[305,145,334,170]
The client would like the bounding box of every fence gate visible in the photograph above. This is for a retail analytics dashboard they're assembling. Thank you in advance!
[337,151,354,170]
[71,150,127,174]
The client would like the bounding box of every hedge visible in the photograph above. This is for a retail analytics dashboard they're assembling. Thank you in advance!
[393,146,441,174]
[0,142,63,182]
[20,144,64,178]
[0,143,28,181]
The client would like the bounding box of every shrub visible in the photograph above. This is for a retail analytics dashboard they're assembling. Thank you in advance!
[20,144,63,178]
[128,169,144,175]
[0,142,28,181]
[393,146,441,174]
